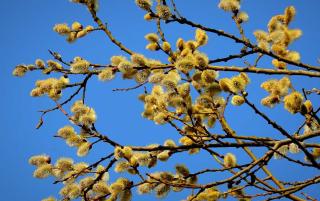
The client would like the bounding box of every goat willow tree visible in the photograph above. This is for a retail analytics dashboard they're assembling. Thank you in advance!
[12,0,320,201]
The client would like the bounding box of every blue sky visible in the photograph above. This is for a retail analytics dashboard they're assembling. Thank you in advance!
[1,0,320,200]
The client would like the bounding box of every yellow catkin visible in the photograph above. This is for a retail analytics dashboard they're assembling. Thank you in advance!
[85,25,94,32]
[138,183,153,194]
[55,158,74,171]
[288,29,302,42]
[286,51,300,62]
[123,146,133,159]
[77,142,91,156]
[33,164,53,178]
[70,59,90,73]
[92,181,110,194]
[269,30,284,43]
[231,95,245,106]
[67,32,77,43]
[195,52,209,68]
[146,43,160,51]
[156,5,171,20]
[175,55,196,73]
[145,33,159,43]
[195,29,208,46]
[177,83,190,97]
[114,161,130,173]
[254,30,269,42]
[71,21,83,31]
[274,145,289,159]
[111,55,126,66]
[72,162,88,171]
[164,139,176,147]
[47,60,63,70]
[289,143,300,154]
[261,95,280,108]
[283,91,304,114]
[135,70,150,83]
[131,53,147,66]
[29,155,51,166]
[153,112,167,124]
[35,59,46,68]
[144,13,153,21]
[219,78,236,93]
[175,164,190,176]
[201,70,217,84]
[180,48,191,57]
[155,183,170,198]
[237,11,249,23]
[268,15,283,33]
[157,151,170,161]
[258,40,270,51]
[218,0,240,12]
[272,59,287,69]
[231,76,246,92]
[114,146,125,160]
[57,125,76,139]
[301,100,313,115]
[79,177,95,190]
[224,153,237,167]
[110,178,128,194]
[71,100,97,126]
[186,41,197,51]
[76,29,88,38]
[30,76,69,100]
[176,38,185,51]
[59,183,80,199]
[12,65,28,77]
[53,23,70,35]
[66,135,83,147]
[98,68,114,81]
[284,6,296,25]
[118,61,133,73]
[135,0,152,10]
[312,148,320,159]
[162,42,171,52]
[271,44,286,56]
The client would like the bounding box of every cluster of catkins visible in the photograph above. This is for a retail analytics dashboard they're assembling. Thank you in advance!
[12,59,63,77]
[273,143,300,160]
[219,73,250,107]
[273,143,320,162]
[70,56,91,73]
[218,0,249,24]
[254,6,302,69]
[138,29,250,127]
[260,76,312,114]
[29,155,90,199]
[57,125,91,157]
[29,154,134,201]
[112,143,200,199]
[70,100,97,126]
[30,76,69,100]
[101,54,163,82]
[135,0,172,20]
[144,28,209,69]
[137,164,198,198]
[114,139,177,173]
[53,21,95,43]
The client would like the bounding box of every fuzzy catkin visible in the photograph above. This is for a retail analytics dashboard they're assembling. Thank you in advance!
[224,153,237,167]
[135,0,152,10]
[98,68,114,81]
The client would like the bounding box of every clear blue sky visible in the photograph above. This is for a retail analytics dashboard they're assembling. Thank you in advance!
[1,1,319,200]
